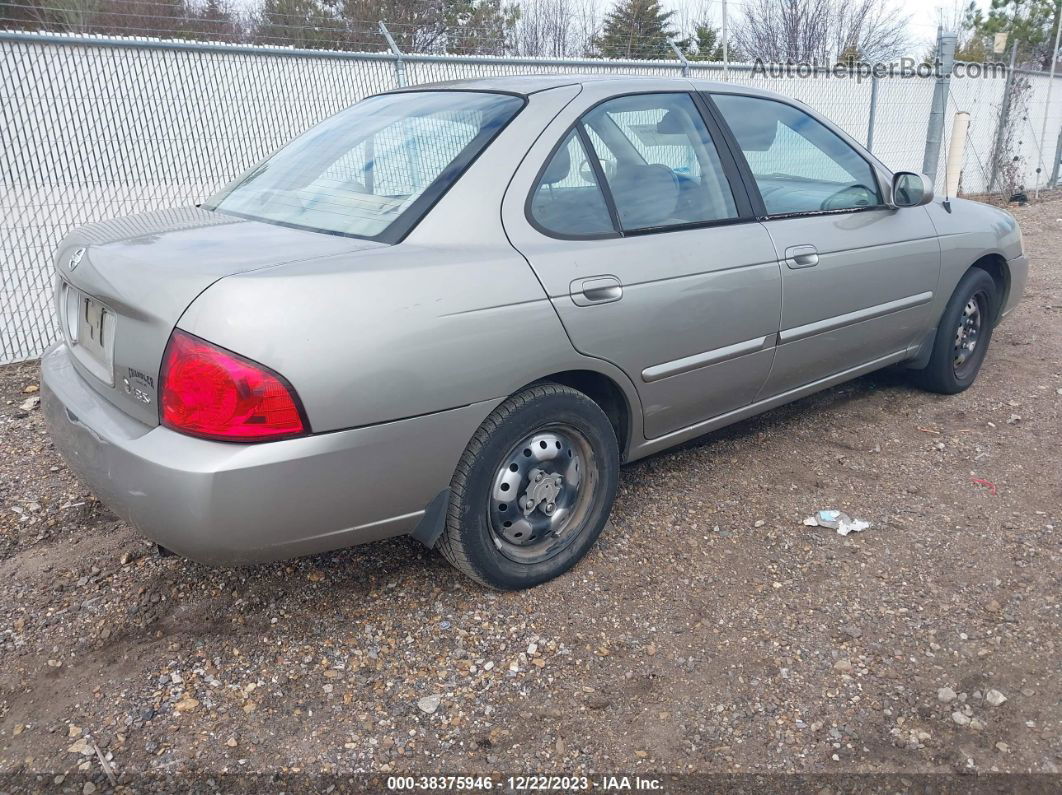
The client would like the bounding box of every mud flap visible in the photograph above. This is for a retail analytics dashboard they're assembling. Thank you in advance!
[410,489,451,548]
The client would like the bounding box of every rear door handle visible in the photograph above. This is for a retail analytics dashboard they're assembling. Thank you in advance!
[785,244,819,269]
[570,275,623,306]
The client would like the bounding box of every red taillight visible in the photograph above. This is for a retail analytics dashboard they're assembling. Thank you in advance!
[160,330,308,442]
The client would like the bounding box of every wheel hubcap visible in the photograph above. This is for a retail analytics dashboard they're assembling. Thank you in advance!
[953,293,984,378]
[487,426,596,564]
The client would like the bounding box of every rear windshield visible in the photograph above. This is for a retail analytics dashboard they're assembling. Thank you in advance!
[204,91,524,242]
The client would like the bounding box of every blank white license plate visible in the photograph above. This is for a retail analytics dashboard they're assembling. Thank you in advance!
[81,296,107,355]
[70,290,115,383]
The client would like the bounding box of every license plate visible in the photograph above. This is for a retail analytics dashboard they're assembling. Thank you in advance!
[81,296,107,356]
[67,288,115,384]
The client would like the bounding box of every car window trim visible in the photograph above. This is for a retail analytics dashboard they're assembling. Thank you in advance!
[584,112,647,167]
[576,124,623,232]
[524,90,757,242]
[380,88,528,99]
[524,128,623,241]
[701,91,889,221]
[385,92,528,244]
[584,90,755,227]
[692,92,766,218]
[683,90,756,221]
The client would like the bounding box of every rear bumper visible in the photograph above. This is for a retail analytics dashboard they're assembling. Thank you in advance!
[41,342,495,565]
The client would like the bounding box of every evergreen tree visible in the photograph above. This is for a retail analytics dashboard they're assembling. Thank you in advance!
[964,0,1061,69]
[683,21,744,62]
[183,0,241,42]
[681,21,746,62]
[255,0,336,49]
[596,0,676,60]
[690,22,718,60]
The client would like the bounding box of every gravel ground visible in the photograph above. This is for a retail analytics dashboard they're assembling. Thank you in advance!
[0,200,1060,788]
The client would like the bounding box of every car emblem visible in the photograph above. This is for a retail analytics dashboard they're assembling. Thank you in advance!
[68,247,86,271]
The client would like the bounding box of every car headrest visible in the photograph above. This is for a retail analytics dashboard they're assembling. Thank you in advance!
[541,143,572,185]
[726,114,778,151]
[610,164,679,229]
[656,109,685,134]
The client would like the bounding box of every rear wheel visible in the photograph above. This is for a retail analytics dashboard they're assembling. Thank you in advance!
[913,267,999,394]
[438,384,619,590]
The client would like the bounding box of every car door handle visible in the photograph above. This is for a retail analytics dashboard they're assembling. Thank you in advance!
[571,276,623,306]
[785,245,819,269]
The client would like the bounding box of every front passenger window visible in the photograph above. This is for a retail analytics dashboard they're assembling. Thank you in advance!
[712,94,881,215]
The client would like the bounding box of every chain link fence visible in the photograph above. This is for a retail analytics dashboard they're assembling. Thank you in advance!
[3,30,1061,363]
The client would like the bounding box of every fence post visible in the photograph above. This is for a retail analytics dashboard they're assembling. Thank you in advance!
[1034,0,1062,198]
[1051,124,1062,187]
[668,40,690,77]
[378,21,406,88]
[866,73,879,153]
[721,0,729,81]
[989,42,1019,192]
[922,27,957,182]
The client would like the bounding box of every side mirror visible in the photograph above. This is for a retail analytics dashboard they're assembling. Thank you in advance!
[891,172,934,208]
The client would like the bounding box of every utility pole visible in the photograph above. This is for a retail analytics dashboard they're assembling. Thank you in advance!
[1035,0,1062,198]
[989,41,1019,192]
[1050,125,1062,187]
[866,74,879,153]
[721,0,729,81]
[922,26,957,183]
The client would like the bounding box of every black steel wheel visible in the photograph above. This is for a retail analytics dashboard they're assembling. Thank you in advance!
[913,267,999,394]
[438,383,619,590]
[486,424,598,565]
[952,291,987,381]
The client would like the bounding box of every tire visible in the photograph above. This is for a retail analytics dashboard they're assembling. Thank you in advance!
[913,267,999,394]
[438,383,620,590]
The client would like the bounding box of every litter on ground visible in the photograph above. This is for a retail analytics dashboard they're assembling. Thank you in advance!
[803,510,872,536]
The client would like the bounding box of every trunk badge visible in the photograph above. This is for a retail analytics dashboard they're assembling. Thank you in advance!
[68,247,86,271]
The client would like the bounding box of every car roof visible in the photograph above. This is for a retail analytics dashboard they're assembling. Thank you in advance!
[388,73,782,99]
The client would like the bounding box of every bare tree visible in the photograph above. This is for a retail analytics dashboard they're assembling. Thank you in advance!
[15,0,247,41]
[668,0,713,48]
[512,0,604,57]
[336,0,517,55]
[513,0,573,56]
[26,0,103,33]
[733,0,910,64]
[572,0,604,55]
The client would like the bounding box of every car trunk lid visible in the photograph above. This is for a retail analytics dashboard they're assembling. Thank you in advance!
[55,206,384,427]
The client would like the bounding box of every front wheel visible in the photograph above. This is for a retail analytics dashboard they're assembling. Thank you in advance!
[438,384,619,590]
[912,267,999,394]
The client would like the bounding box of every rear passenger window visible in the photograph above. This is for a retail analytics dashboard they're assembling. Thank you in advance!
[529,130,616,237]
[582,93,738,231]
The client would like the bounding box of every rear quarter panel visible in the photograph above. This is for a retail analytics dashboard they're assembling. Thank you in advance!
[178,242,624,433]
